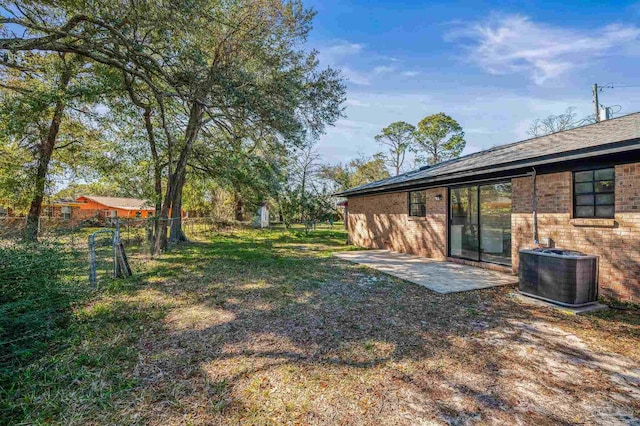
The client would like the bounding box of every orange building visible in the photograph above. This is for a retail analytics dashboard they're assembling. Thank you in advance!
[76,196,156,219]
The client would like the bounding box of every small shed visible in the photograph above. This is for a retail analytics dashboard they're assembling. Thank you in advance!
[253,203,270,228]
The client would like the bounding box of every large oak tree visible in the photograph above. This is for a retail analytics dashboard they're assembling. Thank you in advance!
[1,0,345,246]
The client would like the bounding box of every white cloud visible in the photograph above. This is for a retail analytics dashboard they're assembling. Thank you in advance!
[341,67,371,86]
[448,15,640,84]
[318,41,365,64]
[373,65,396,74]
[317,41,373,85]
[318,41,419,86]
[345,98,371,107]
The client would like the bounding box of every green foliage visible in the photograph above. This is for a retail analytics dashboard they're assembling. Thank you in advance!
[375,121,415,175]
[413,112,466,165]
[182,180,238,220]
[352,154,391,185]
[0,52,118,218]
[189,130,290,218]
[0,242,87,364]
[54,181,121,199]
[0,142,32,212]
[0,244,63,304]
[1,0,346,246]
[320,154,391,192]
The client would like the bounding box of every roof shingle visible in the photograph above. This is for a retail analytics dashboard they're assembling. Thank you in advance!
[78,196,154,210]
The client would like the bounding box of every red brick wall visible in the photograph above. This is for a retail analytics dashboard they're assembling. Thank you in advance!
[347,188,448,259]
[347,162,640,302]
[512,163,640,302]
[616,163,640,213]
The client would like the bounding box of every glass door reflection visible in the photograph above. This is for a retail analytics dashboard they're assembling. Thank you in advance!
[449,186,479,261]
[479,183,512,265]
[449,182,512,266]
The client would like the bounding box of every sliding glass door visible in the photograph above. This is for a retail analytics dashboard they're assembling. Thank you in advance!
[449,182,512,266]
[449,186,479,260]
[479,182,512,265]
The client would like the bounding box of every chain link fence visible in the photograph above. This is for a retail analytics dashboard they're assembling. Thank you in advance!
[1,216,245,285]
[0,214,344,366]
[0,215,248,367]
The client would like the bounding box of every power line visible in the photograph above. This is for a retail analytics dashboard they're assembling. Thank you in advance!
[598,83,640,90]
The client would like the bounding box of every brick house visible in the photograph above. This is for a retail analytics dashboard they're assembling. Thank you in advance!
[42,199,85,220]
[336,113,640,302]
[75,196,156,219]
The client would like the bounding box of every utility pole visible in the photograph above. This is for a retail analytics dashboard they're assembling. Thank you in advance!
[593,83,600,122]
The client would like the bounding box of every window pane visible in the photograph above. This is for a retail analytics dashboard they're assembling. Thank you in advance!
[574,171,593,182]
[410,204,425,217]
[576,195,594,205]
[594,168,615,181]
[410,191,427,216]
[575,182,593,194]
[574,168,615,219]
[575,206,594,217]
[595,180,614,193]
[596,193,614,205]
[596,205,614,217]
[410,191,426,203]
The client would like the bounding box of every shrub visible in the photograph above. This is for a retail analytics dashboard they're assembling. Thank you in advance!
[0,242,86,364]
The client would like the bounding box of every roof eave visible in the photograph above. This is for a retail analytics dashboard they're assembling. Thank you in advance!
[339,139,640,197]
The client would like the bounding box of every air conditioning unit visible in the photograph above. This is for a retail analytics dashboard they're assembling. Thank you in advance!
[518,248,598,307]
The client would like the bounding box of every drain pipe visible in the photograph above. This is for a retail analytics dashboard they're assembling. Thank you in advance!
[532,167,539,246]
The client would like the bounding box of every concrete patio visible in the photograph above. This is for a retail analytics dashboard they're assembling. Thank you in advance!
[334,249,518,293]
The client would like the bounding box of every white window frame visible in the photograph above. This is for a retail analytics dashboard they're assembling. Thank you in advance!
[61,206,72,220]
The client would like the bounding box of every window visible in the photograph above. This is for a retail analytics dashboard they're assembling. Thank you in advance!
[135,211,142,218]
[409,190,427,217]
[61,206,72,221]
[573,168,615,218]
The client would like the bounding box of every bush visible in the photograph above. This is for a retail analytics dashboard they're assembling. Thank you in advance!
[0,242,86,364]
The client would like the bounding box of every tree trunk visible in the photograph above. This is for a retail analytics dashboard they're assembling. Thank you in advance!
[155,101,203,250]
[235,195,244,221]
[25,61,73,241]
[143,107,164,254]
[169,168,187,243]
[121,73,165,253]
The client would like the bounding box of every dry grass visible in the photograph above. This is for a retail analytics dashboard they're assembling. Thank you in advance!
[2,226,639,425]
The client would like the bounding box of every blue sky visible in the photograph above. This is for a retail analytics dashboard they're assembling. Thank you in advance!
[306,0,640,169]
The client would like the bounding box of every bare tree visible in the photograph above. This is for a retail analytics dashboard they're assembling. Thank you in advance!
[527,107,593,137]
[294,146,320,222]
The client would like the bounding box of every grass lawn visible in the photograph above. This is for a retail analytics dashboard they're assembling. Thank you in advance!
[2,226,639,424]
